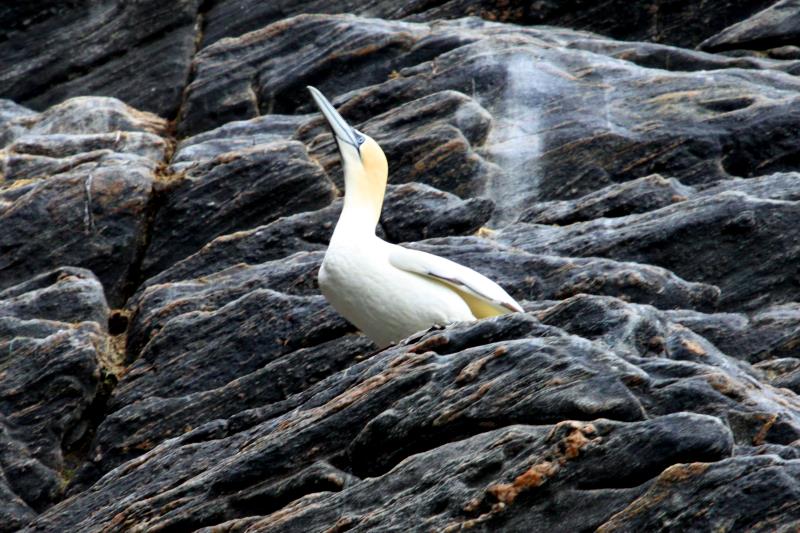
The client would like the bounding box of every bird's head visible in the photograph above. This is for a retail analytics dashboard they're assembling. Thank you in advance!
[307,86,388,208]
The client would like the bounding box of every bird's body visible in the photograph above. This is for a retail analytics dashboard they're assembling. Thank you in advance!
[320,228,475,348]
[308,86,521,348]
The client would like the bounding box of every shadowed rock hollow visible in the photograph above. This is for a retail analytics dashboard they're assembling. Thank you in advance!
[2,1,800,531]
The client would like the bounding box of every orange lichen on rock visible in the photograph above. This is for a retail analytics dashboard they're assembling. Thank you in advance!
[705,372,746,401]
[598,462,711,531]
[409,334,449,354]
[681,339,707,356]
[485,422,598,506]
[487,460,558,504]
[455,355,493,385]
[752,412,778,446]
[659,462,710,483]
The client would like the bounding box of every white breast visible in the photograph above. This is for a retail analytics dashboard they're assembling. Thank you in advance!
[319,237,475,348]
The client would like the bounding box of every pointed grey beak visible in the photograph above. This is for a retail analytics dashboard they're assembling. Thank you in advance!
[307,86,361,150]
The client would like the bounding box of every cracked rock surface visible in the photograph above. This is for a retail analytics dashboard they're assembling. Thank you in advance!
[2,2,800,531]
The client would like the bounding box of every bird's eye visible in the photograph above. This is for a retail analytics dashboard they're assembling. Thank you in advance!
[355,133,365,146]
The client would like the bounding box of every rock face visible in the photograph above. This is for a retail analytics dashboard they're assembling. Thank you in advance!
[196,0,779,50]
[0,98,166,307]
[3,2,800,531]
[0,268,110,531]
[0,1,200,118]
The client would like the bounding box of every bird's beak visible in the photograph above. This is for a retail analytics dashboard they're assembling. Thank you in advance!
[307,86,361,150]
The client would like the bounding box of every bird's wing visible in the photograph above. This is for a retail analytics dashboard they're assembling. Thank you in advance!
[388,245,523,318]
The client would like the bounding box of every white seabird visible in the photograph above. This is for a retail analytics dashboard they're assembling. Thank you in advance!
[308,86,522,348]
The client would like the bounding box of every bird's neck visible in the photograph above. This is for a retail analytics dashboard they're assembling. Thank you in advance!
[333,166,386,238]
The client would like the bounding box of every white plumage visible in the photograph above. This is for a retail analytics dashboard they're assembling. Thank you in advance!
[308,86,522,348]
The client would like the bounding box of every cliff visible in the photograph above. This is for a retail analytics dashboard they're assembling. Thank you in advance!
[1,1,800,531]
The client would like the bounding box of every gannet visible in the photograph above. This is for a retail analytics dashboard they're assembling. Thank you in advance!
[308,86,522,348]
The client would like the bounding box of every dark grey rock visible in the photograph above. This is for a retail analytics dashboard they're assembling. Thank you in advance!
[499,191,800,311]
[699,0,800,53]
[197,0,778,50]
[71,333,375,493]
[141,140,335,278]
[598,455,800,531]
[0,267,109,327]
[0,0,201,118]
[0,156,154,307]
[171,114,308,171]
[408,237,721,312]
[138,181,492,288]
[222,414,732,533]
[7,5,800,532]
[668,304,800,364]
[0,163,156,308]
[113,288,353,408]
[29,301,794,531]
[519,174,694,225]
[141,210,340,289]
[1,133,167,183]
[381,182,494,242]
[179,16,430,135]
[0,269,109,527]
[127,252,325,360]
[0,100,36,129]
[755,358,800,394]
[180,15,800,224]
[0,98,167,306]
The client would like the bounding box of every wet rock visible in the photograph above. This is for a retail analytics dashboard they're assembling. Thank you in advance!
[0,100,36,129]
[522,1,778,48]
[142,210,340,288]
[171,114,307,171]
[0,465,37,532]
[0,160,154,307]
[668,304,800,364]
[141,140,335,278]
[0,98,168,305]
[381,182,494,242]
[519,174,694,224]
[223,415,731,533]
[126,253,326,360]
[0,0,201,117]
[1,134,167,183]
[7,4,800,531]
[30,302,790,531]
[520,170,800,224]
[0,269,108,526]
[535,295,800,445]
[180,15,800,224]
[499,191,800,311]
[0,97,167,147]
[598,455,800,531]
[198,0,778,50]
[698,171,800,201]
[0,267,109,326]
[0,155,155,307]
[564,31,800,74]
[755,358,800,394]
[699,0,800,53]
[179,16,430,136]
[70,333,375,493]
[115,289,351,407]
